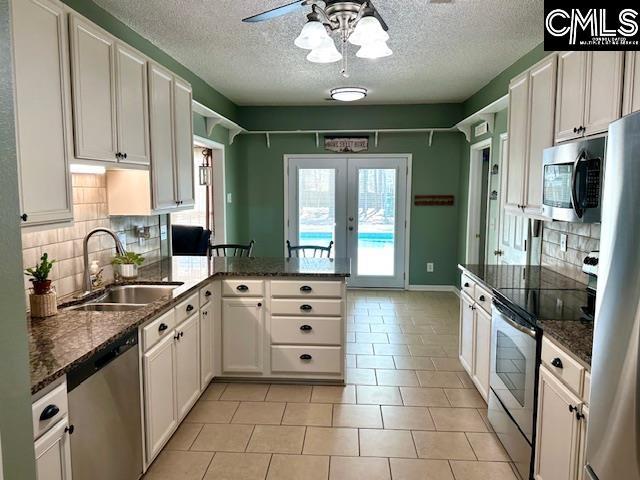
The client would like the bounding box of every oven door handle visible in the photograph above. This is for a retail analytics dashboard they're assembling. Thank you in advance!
[571,151,586,219]
[493,304,536,339]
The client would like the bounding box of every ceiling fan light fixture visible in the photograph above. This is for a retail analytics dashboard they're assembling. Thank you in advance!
[348,15,389,46]
[307,37,342,63]
[330,87,368,102]
[294,19,329,50]
[356,40,392,59]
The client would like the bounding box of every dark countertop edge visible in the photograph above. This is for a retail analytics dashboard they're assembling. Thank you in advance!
[30,270,348,394]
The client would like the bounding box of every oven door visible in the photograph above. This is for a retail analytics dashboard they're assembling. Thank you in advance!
[490,301,538,443]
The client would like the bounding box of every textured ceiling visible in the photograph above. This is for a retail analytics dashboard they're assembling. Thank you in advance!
[93,0,544,106]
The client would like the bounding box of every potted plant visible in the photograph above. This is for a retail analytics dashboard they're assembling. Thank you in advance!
[112,251,144,279]
[25,253,57,317]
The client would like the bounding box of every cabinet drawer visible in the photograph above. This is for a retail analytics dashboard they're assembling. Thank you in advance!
[460,274,476,298]
[200,281,215,306]
[583,370,591,405]
[32,381,68,440]
[143,309,176,352]
[271,346,342,374]
[271,317,342,345]
[175,292,199,324]
[271,298,342,317]
[541,336,584,394]
[222,279,264,297]
[271,280,342,298]
[474,284,493,314]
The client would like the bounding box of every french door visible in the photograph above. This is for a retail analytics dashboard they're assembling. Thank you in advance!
[287,156,408,288]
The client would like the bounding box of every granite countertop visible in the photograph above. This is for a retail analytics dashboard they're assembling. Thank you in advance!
[459,264,593,367]
[29,256,351,394]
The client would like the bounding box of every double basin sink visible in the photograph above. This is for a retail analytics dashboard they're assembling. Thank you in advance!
[66,284,182,312]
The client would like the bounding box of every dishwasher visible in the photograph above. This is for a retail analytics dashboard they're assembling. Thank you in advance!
[68,331,143,480]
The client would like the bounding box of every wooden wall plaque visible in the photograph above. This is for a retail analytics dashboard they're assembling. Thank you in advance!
[414,195,455,206]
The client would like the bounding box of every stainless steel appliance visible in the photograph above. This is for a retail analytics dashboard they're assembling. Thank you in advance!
[489,297,540,480]
[68,332,143,480]
[585,111,640,480]
[542,137,606,223]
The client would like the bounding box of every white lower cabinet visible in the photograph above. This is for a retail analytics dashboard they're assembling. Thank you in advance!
[34,418,72,480]
[472,306,491,400]
[222,298,264,374]
[459,292,475,374]
[175,314,200,420]
[200,302,215,390]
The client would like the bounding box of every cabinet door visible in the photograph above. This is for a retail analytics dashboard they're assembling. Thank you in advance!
[505,72,529,213]
[115,43,150,165]
[69,15,118,162]
[555,51,587,143]
[200,303,215,391]
[525,54,557,217]
[148,63,177,210]
[472,306,491,401]
[222,298,264,373]
[175,314,200,420]
[34,417,72,480]
[583,52,624,136]
[143,334,176,460]
[623,51,640,115]
[11,0,73,227]
[459,293,475,375]
[577,405,589,480]
[534,366,582,480]
[173,78,195,208]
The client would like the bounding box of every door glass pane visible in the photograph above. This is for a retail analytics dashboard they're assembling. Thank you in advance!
[356,169,396,276]
[298,169,335,257]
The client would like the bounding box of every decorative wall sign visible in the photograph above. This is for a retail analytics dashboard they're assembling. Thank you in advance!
[325,136,369,153]
[414,195,455,206]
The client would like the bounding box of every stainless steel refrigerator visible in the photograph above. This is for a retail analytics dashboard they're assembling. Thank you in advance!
[586,111,640,480]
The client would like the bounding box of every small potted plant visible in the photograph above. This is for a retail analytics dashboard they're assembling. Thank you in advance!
[25,253,57,317]
[112,251,144,280]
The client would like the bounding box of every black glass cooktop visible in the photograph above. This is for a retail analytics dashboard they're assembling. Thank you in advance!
[494,287,593,324]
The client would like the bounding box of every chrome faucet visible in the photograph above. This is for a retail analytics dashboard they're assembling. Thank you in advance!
[83,228,126,292]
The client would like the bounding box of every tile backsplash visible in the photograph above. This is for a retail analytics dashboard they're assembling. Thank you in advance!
[541,221,600,284]
[22,173,165,300]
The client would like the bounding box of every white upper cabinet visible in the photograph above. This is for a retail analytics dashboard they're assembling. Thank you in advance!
[623,51,640,115]
[115,43,150,165]
[69,14,118,162]
[505,71,529,214]
[173,79,195,208]
[555,51,623,143]
[11,0,74,228]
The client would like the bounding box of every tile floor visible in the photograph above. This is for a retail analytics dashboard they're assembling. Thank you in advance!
[143,290,518,480]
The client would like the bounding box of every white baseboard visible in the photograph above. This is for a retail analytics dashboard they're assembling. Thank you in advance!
[406,285,459,294]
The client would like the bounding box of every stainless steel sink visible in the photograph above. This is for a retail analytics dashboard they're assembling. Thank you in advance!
[67,303,146,312]
[96,285,178,304]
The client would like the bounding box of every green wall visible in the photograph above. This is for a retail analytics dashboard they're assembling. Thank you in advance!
[234,130,465,286]
[61,0,238,122]
[0,1,37,477]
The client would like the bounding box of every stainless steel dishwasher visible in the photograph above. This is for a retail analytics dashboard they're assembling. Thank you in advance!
[68,331,143,480]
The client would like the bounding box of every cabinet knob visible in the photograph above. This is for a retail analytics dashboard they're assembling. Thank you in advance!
[158,323,168,332]
[573,127,578,133]
[180,331,184,338]
[300,325,313,331]
[551,357,563,369]
[300,354,312,360]
[39,404,60,421]
[123,153,128,159]
[479,295,486,302]
[115,152,121,159]
[257,302,262,307]
[202,311,208,316]
[65,425,75,435]
[20,213,28,222]
[300,285,313,293]
[236,284,249,292]
[576,411,585,420]
[569,404,579,413]
[205,290,212,297]
[300,304,313,312]
[186,304,194,312]
[174,332,181,340]
[464,283,470,288]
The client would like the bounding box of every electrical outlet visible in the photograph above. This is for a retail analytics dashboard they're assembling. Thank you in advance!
[160,225,168,241]
[427,262,434,273]
[227,193,233,204]
[560,234,568,252]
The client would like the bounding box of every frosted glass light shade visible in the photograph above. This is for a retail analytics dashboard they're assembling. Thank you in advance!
[295,20,329,50]
[356,40,393,59]
[307,37,342,63]
[330,87,367,102]
[348,16,389,46]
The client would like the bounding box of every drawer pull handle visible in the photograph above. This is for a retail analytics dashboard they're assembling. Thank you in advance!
[300,354,312,360]
[237,285,249,292]
[205,290,212,297]
[186,304,194,312]
[40,404,60,421]
[158,323,168,332]
[300,285,313,292]
[479,295,486,302]
[300,304,313,312]
[300,325,313,331]
[551,357,563,369]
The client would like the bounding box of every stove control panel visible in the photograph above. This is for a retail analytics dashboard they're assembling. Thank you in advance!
[582,251,599,277]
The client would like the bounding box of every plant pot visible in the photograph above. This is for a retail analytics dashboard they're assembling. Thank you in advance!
[118,264,139,279]
[31,279,52,295]
[30,291,57,318]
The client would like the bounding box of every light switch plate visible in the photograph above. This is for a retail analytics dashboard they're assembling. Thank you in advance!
[560,234,568,252]
[227,193,233,204]
[427,263,434,272]
[160,225,167,241]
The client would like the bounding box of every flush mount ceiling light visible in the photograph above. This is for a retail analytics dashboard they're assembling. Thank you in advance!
[330,87,367,102]
[243,1,392,78]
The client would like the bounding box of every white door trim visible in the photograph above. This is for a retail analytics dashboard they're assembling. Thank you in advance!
[194,135,226,243]
[465,138,492,264]
[283,153,412,289]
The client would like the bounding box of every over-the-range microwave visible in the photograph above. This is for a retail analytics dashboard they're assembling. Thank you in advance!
[542,136,606,223]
